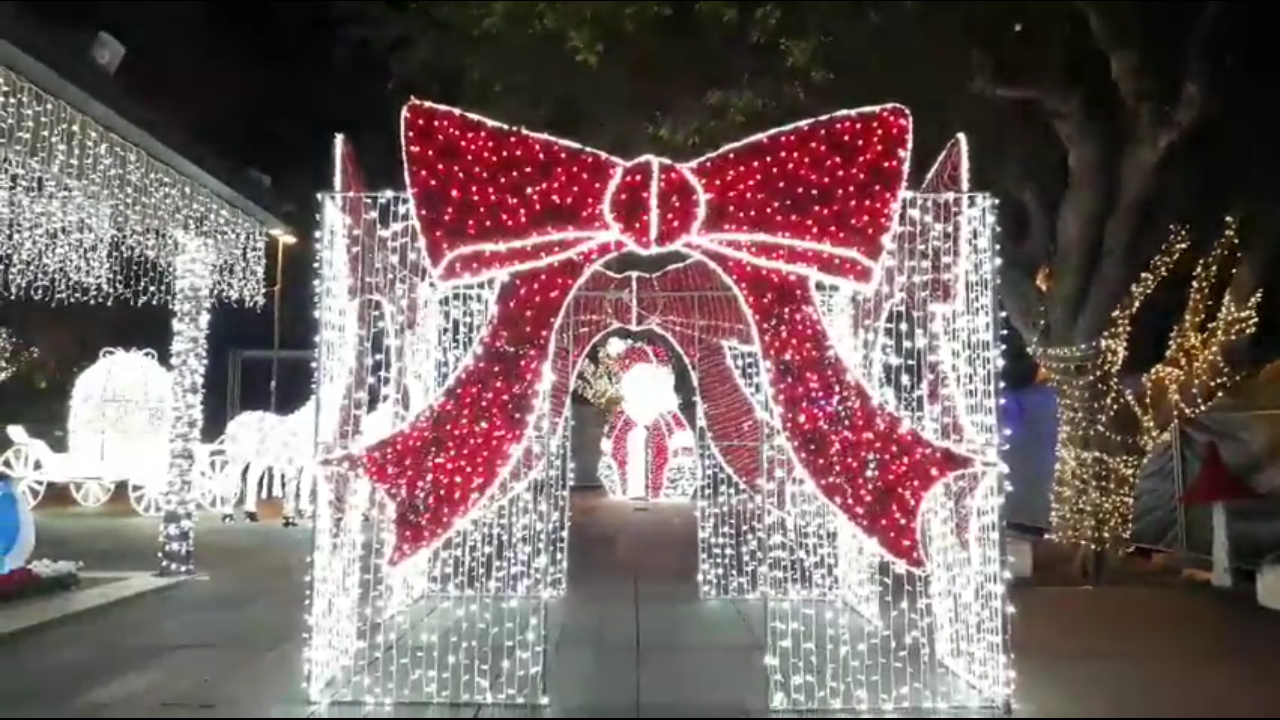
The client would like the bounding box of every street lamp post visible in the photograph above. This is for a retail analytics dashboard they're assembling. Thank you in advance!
[269,230,297,413]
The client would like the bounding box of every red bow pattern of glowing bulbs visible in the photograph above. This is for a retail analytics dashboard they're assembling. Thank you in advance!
[358,101,976,569]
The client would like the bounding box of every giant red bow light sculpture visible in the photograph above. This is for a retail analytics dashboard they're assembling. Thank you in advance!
[357,101,976,569]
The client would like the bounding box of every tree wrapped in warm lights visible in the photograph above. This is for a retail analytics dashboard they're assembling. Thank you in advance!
[1048,217,1261,551]
[0,328,37,385]
[574,344,622,412]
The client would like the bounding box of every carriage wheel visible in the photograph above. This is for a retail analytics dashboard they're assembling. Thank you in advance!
[70,481,114,507]
[196,451,239,513]
[128,481,166,517]
[0,445,46,507]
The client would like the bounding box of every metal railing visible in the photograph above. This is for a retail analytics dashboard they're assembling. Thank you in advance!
[1138,410,1280,569]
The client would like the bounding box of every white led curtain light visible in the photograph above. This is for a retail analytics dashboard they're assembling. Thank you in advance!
[306,125,1009,713]
[1,66,267,575]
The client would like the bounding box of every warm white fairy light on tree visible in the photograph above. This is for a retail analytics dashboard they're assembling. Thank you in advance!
[1127,219,1259,449]
[0,328,36,385]
[574,343,621,410]
[1047,217,1261,551]
[1,66,268,575]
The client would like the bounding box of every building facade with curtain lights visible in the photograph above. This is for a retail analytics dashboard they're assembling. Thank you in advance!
[0,9,283,575]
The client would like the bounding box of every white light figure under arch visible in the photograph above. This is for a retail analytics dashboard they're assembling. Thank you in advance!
[596,337,697,500]
[67,348,175,515]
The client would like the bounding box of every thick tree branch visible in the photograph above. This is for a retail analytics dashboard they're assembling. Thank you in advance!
[1076,143,1162,339]
[996,186,1053,342]
[998,261,1042,343]
[970,52,1084,140]
[1075,2,1151,113]
[1078,1,1221,151]
[1050,144,1111,344]
[1158,1,1221,152]
[1075,3,1224,337]
[1019,185,1055,263]
[971,50,1110,345]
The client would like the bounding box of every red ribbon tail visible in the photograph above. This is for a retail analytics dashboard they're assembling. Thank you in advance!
[359,258,590,566]
[647,419,669,499]
[710,256,975,569]
[611,415,635,495]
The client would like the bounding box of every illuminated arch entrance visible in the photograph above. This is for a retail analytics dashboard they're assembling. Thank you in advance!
[306,112,1009,714]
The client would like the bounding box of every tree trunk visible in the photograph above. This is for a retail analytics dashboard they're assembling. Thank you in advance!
[1038,343,1132,582]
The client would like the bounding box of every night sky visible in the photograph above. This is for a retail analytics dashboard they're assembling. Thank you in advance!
[8,2,392,426]
[6,2,1280,425]
[16,2,386,208]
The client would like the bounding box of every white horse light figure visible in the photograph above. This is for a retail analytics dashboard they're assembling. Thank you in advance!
[218,196,437,525]
[221,399,324,522]
[218,229,417,523]
[218,203,359,523]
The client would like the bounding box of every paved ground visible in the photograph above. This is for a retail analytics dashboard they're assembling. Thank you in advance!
[1,503,311,718]
[2,493,1280,717]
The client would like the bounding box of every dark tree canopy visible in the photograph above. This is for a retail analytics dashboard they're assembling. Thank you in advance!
[341,1,1274,355]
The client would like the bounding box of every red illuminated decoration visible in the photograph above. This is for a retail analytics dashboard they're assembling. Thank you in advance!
[885,135,984,543]
[850,135,985,546]
[362,101,975,568]
[333,137,372,445]
[1179,441,1259,506]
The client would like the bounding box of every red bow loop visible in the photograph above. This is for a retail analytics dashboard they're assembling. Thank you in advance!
[404,102,913,284]
[402,102,621,283]
[687,105,912,284]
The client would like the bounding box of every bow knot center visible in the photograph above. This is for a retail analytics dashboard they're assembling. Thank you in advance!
[604,157,703,251]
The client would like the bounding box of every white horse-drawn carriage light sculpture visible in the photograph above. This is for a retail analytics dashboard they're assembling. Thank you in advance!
[0,348,227,516]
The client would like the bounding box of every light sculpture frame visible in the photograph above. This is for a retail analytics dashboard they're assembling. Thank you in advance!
[67,348,174,510]
[0,65,267,575]
[591,336,700,501]
[306,109,1010,714]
